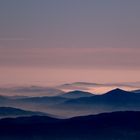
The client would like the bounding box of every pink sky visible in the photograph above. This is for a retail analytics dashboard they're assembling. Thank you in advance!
[0,47,139,86]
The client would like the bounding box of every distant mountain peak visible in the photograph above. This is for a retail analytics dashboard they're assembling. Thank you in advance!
[60,90,94,99]
[112,88,124,92]
[105,88,131,95]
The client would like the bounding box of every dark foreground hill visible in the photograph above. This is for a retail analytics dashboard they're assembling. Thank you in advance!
[0,111,140,140]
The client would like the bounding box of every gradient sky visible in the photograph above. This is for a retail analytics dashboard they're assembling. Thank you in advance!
[0,0,140,86]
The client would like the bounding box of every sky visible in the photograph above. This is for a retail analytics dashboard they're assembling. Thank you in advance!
[0,0,140,86]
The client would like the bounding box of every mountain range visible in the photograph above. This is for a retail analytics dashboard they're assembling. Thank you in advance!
[0,87,139,139]
[0,88,139,117]
[48,88,140,117]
